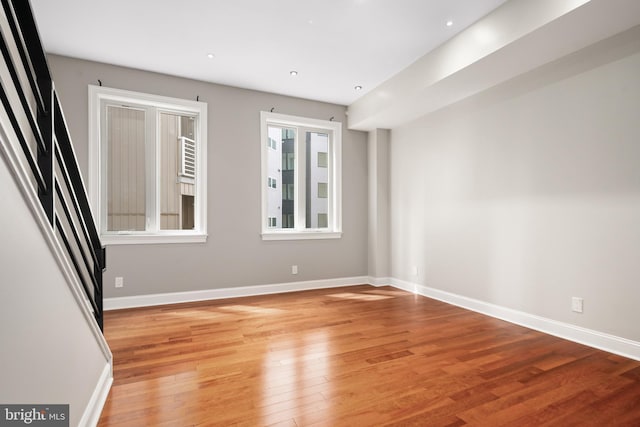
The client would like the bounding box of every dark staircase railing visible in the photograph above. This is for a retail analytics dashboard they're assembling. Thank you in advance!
[0,0,105,330]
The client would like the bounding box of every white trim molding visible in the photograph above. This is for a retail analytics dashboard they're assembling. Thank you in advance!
[367,276,391,287]
[105,276,370,310]
[78,362,113,427]
[390,278,640,362]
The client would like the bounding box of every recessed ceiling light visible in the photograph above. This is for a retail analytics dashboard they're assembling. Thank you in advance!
[207,53,215,59]
[354,85,363,91]
[446,20,453,27]
[290,70,298,76]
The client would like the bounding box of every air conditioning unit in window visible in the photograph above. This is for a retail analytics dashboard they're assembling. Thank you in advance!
[179,136,196,179]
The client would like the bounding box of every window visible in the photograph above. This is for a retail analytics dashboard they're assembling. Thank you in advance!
[268,137,277,150]
[89,85,207,244]
[260,111,341,240]
[282,152,295,171]
[317,213,328,228]
[282,214,294,228]
[268,177,277,189]
[284,183,294,201]
[268,217,277,228]
[317,182,328,198]
[317,152,328,168]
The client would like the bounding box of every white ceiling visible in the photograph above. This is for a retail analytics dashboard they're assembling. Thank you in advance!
[30,0,508,106]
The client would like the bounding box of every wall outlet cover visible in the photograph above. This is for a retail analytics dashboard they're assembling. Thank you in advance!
[571,297,583,313]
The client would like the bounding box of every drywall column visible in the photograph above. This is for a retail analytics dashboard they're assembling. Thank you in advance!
[367,129,390,282]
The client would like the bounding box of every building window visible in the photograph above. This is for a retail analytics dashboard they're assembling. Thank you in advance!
[282,152,295,171]
[260,111,342,240]
[284,183,295,201]
[89,85,207,244]
[268,137,277,150]
[317,182,328,199]
[317,152,328,168]
[317,213,328,228]
[268,217,277,228]
[282,214,294,228]
[268,177,277,189]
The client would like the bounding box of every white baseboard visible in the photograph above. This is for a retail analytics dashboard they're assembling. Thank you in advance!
[78,362,113,427]
[104,276,370,310]
[390,278,640,361]
[367,276,391,286]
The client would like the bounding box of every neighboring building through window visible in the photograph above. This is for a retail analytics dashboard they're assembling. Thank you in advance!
[88,86,207,244]
[317,213,328,228]
[317,151,328,168]
[317,182,328,199]
[260,111,342,240]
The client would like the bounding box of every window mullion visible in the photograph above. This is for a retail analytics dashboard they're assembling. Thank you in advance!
[145,107,158,232]
[327,131,333,229]
[295,127,306,231]
[99,102,108,234]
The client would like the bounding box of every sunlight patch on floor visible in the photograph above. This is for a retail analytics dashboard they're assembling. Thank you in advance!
[218,305,284,315]
[327,292,393,301]
[365,289,408,297]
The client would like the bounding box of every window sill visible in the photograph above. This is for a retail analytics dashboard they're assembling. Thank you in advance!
[261,231,342,241]
[101,232,208,246]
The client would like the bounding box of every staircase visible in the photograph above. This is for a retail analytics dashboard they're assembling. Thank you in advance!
[0,0,105,330]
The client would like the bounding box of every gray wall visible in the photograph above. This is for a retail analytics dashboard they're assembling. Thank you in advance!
[48,55,368,298]
[389,29,640,342]
[0,154,109,426]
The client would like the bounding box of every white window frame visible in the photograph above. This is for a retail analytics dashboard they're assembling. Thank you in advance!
[88,85,208,245]
[260,111,342,240]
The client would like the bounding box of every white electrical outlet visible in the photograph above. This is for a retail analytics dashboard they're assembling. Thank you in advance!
[571,297,583,313]
[291,265,298,275]
[115,277,124,288]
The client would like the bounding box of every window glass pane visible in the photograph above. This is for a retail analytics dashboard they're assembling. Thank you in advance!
[160,112,196,230]
[317,213,328,228]
[106,105,146,231]
[267,125,295,229]
[317,182,328,198]
[317,152,328,168]
[305,131,329,229]
[282,214,294,228]
[180,116,195,139]
[282,152,294,170]
[282,183,291,200]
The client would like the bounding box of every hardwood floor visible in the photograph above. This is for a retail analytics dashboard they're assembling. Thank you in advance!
[98,285,640,426]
